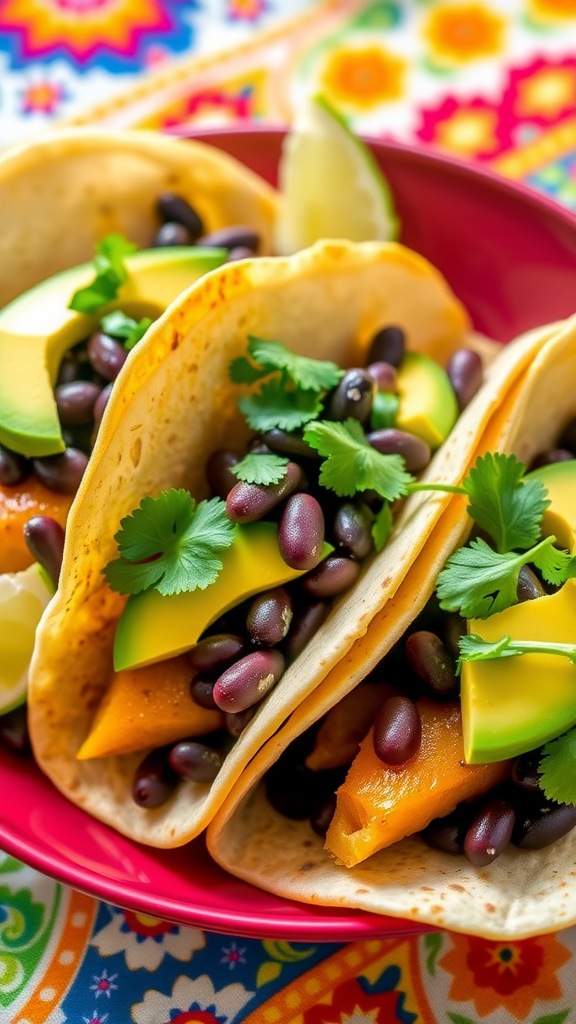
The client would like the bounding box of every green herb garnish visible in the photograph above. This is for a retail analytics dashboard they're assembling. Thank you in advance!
[437,534,575,620]
[458,632,576,668]
[230,337,343,433]
[100,310,153,350]
[304,418,413,501]
[104,489,236,596]
[539,729,576,806]
[68,234,138,314]
[231,451,289,486]
[462,453,549,553]
[371,501,393,552]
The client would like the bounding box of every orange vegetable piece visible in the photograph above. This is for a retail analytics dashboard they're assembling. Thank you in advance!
[77,655,224,759]
[326,698,511,868]
[306,682,400,771]
[0,478,73,573]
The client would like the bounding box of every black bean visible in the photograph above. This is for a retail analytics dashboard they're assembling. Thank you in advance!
[512,799,576,850]
[263,429,320,461]
[512,749,544,792]
[332,502,374,559]
[213,649,285,713]
[23,516,65,588]
[227,246,255,262]
[62,424,93,456]
[278,493,325,571]
[32,447,88,495]
[190,677,218,710]
[0,704,31,757]
[266,762,316,819]
[446,349,483,411]
[55,381,101,426]
[225,706,257,738]
[529,448,575,470]
[198,226,259,251]
[373,696,422,765]
[367,428,431,474]
[421,804,469,855]
[56,350,82,386]
[284,599,329,661]
[153,221,193,247]
[188,634,245,674]
[226,461,302,523]
[157,193,204,239]
[0,444,31,486]
[517,565,546,602]
[367,325,405,368]
[310,793,338,837]
[328,368,375,424]
[132,748,178,808]
[206,449,240,499]
[405,631,459,701]
[464,798,515,866]
[367,361,398,392]
[303,555,360,598]
[91,382,114,444]
[247,587,293,646]
[168,740,223,783]
[87,331,128,382]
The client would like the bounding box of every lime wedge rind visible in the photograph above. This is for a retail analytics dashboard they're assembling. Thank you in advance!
[0,562,54,715]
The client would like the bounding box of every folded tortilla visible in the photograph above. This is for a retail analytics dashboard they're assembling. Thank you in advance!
[0,127,278,308]
[207,315,576,939]
[28,238,556,850]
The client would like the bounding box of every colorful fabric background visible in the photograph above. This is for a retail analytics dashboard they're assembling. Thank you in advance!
[3,1,576,1021]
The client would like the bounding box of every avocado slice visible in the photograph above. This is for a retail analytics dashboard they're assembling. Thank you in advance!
[0,247,226,458]
[114,521,332,671]
[462,458,576,763]
[395,352,458,450]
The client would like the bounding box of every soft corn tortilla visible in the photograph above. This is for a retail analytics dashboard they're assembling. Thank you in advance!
[0,127,278,308]
[207,315,576,939]
[29,239,556,849]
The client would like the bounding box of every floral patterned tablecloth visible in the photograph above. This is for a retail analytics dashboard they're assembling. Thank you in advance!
[3,2,576,1022]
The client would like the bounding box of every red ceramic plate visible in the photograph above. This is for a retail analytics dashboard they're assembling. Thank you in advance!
[2,131,576,940]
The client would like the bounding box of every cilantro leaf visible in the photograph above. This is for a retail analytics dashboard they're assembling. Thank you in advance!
[231,452,289,486]
[230,337,343,391]
[372,502,393,552]
[103,489,236,596]
[304,418,413,501]
[463,453,549,554]
[239,378,323,432]
[532,543,576,586]
[69,234,138,314]
[458,632,576,670]
[100,310,153,350]
[436,535,564,619]
[539,729,576,806]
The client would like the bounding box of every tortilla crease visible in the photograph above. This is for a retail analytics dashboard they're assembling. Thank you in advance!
[207,314,576,940]
[0,127,278,308]
[29,239,555,849]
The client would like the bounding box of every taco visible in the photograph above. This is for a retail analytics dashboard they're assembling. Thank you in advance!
[0,126,277,720]
[26,238,558,849]
[206,315,576,939]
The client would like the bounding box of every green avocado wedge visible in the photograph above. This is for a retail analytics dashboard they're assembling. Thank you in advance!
[0,246,226,458]
[114,521,333,672]
[395,352,458,450]
[462,459,576,763]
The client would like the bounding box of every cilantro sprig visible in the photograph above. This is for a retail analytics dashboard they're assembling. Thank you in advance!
[230,337,343,433]
[304,418,413,501]
[100,310,153,350]
[69,234,138,314]
[104,489,236,596]
[539,729,576,806]
[231,451,289,486]
[458,632,576,668]
[461,453,549,553]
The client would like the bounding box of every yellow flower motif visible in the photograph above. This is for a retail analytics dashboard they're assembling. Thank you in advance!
[529,0,576,23]
[516,66,576,118]
[436,107,499,156]
[423,2,506,65]
[320,45,406,111]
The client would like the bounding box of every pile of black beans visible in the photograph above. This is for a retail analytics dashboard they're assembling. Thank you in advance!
[130,330,485,809]
[0,193,262,498]
[265,432,576,864]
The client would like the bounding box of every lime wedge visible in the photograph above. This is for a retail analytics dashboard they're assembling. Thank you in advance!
[0,562,53,714]
[275,94,399,255]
